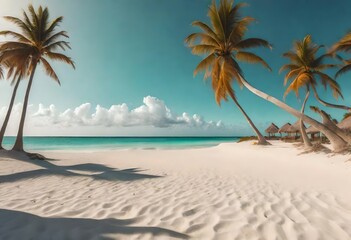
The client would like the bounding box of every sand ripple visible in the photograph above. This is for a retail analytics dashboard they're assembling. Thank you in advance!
[1,167,351,239]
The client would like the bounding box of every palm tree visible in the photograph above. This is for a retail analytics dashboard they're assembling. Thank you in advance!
[0,58,30,150]
[185,0,271,145]
[332,31,351,78]
[331,32,351,117]
[280,35,343,147]
[186,0,349,152]
[0,5,75,152]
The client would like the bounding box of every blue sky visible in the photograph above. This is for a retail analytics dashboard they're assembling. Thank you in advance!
[0,0,350,136]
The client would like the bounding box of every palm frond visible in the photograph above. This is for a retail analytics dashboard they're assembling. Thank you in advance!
[208,0,225,42]
[284,72,313,98]
[315,64,339,71]
[282,51,305,66]
[314,71,343,99]
[191,21,220,43]
[40,57,60,84]
[194,53,216,77]
[43,31,69,46]
[44,52,75,69]
[43,41,71,51]
[227,2,247,32]
[3,16,33,40]
[335,62,351,78]
[312,53,334,68]
[332,43,351,53]
[332,31,351,53]
[224,55,243,88]
[236,51,271,71]
[228,17,254,44]
[282,67,303,86]
[45,16,63,36]
[190,44,217,56]
[0,41,32,51]
[235,38,272,50]
[0,30,32,43]
[185,32,219,47]
[279,64,299,74]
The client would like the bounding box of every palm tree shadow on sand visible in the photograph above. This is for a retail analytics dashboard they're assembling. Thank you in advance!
[0,150,162,183]
[0,209,189,239]
[0,151,190,239]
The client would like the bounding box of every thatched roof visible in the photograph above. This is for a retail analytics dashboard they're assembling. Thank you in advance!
[287,121,306,133]
[337,116,351,130]
[278,123,291,133]
[306,125,319,134]
[265,123,279,134]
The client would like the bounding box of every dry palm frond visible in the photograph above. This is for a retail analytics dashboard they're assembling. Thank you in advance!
[284,72,313,98]
[185,0,271,104]
[194,53,216,77]
[236,51,271,71]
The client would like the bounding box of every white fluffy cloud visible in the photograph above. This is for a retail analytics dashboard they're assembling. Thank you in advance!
[0,96,230,135]
[31,96,225,129]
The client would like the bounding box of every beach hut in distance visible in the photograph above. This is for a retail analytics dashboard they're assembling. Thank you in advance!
[288,121,306,135]
[306,125,320,140]
[265,123,279,138]
[278,123,291,136]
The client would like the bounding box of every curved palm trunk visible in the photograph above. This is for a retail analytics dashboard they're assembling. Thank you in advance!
[313,91,351,112]
[311,107,351,143]
[0,77,21,149]
[300,91,312,147]
[239,76,348,152]
[12,63,38,152]
[230,95,270,145]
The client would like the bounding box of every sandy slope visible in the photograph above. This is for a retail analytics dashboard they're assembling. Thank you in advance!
[0,141,351,239]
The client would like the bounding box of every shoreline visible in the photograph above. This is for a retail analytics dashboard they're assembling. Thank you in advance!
[1,140,351,239]
[1,136,242,153]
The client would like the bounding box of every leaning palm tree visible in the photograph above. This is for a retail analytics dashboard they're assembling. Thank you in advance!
[0,5,75,152]
[332,31,351,79]
[186,0,349,152]
[185,0,271,145]
[280,35,343,147]
[0,58,30,150]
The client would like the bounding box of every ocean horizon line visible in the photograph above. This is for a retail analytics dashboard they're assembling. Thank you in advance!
[1,136,241,151]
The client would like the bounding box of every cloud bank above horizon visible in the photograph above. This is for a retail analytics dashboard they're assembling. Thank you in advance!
[0,96,248,136]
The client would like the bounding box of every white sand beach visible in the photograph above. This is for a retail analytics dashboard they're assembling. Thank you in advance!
[1,141,351,240]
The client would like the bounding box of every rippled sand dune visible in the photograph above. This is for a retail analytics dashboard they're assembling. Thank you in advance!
[1,141,351,239]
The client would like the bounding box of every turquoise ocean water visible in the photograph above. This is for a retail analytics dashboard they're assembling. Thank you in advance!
[2,137,239,151]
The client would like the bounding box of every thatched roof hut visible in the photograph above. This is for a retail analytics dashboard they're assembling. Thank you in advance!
[278,123,291,134]
[287,121,306,133]
[265,123,279,135]
[337,116,351,130]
